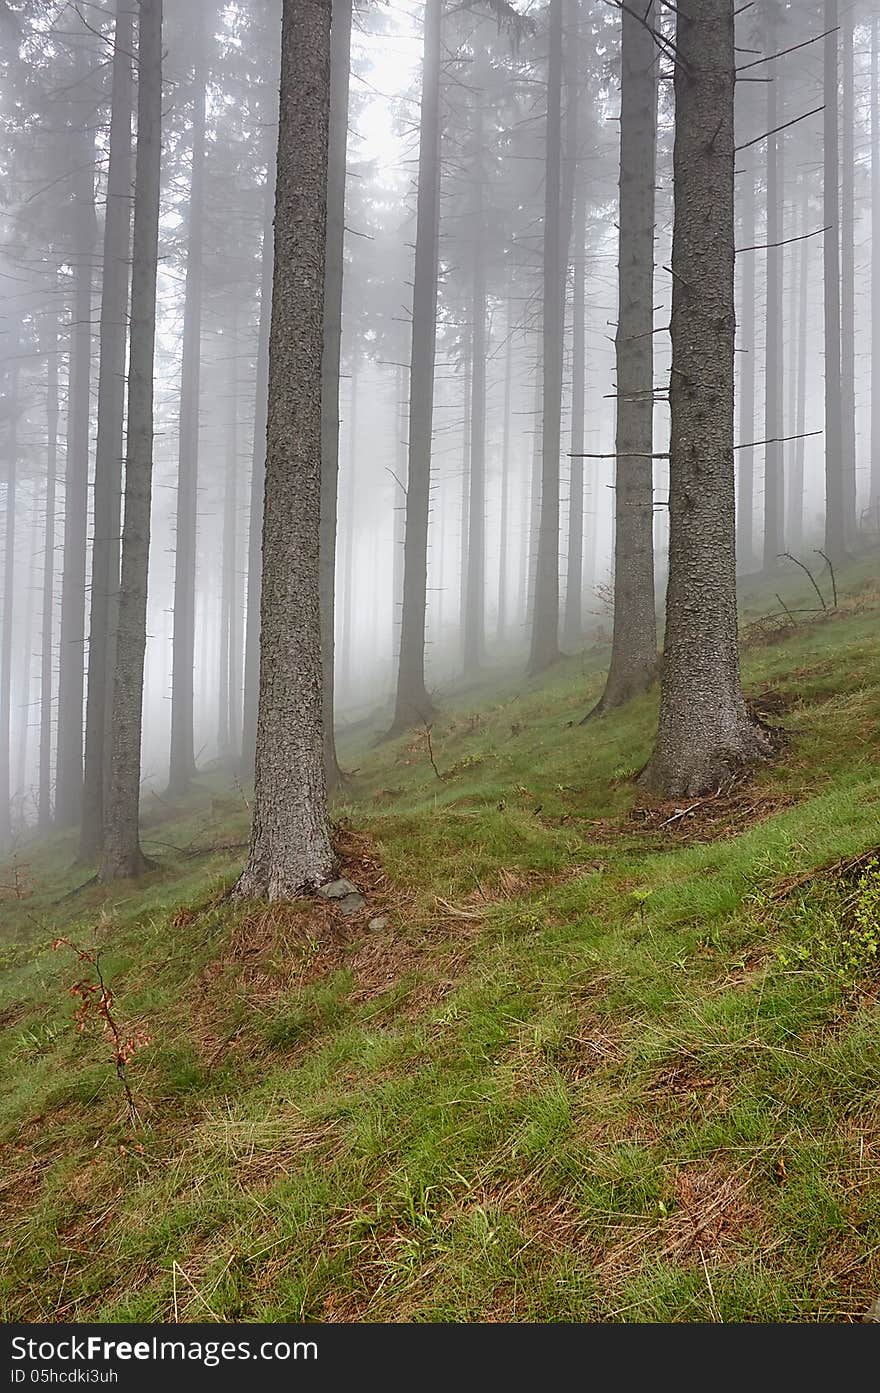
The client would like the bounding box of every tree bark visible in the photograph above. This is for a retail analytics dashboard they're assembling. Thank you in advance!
[824,0,845,560]
[463,138,486,675]
[841,2,856,542]
[873,15,880,520]
[762,2,784,570]
[319,0,352,789]
[218,324,239,760]
[497,308,513,644]
[564,182,586,648]
[391,0,442,731]
[787,174,810,552]
[79,0,133,859]
[592,1,657,714]
[168,18,208,796]
[234,0,335,901]
[39,318,59,831]
[528,0,564,675]
[737,152,756,569]
[640,0,771,799]
[56,44,97,827]
[0,361,18,849]
[100,0,163,882]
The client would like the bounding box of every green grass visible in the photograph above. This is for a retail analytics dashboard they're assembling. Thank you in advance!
[2,559,880,1323]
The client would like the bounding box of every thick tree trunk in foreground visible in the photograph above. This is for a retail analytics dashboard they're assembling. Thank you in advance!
[640,0,771,799]
[168,27,208,796]
[593,2,657,714]
[841,3,856,543]
[100,0,163,882]
[391,0,442,731]
[320,0,352,790]
[80,0,133,859]
[234,0,335,901]
[39,320,59,830]
[824,1,845,560]
[528,0,564,674]
[762,6,784,570]
[241,150,276,779]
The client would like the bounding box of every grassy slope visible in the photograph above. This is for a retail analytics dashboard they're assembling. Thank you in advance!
[1,562,880,1323]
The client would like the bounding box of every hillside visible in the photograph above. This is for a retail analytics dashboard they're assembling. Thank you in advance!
[2,561,880,1324]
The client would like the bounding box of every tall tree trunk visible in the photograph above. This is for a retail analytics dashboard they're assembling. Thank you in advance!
[497,310,513,644]
[392,364,407,659]
[391,0,442,731]
[168,21,208,796]
[340,362,357,695]
[39,319,59,831]
[234,0,335,900]
[564,185,586,647]
[80,0,133,859]
[528,0,564,674]
[788,175,810,552]
[592,1,657,714]
[100,0,163,882]
[320,0,352,789]
[0,362,18,849]
[872,15,880,520]
[824,0,845,560]
[241,147,276,779]
[219,327,239,759]
[463,150,486,675]
[762,4,784,569]
[841,2,856,543]
[459,335,471,648]
[56,45,97,827]
[737,153,756,569]
[641,0,771,799]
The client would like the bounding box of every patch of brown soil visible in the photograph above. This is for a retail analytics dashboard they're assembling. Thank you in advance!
[622,777,798,847]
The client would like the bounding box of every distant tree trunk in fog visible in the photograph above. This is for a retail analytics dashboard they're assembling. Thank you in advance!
[788,177,809,552]
[459,335,471,644]
[593,2,657,714]
[219,329,239,759]
[80,0,133,860]
[392,365,407,658]
[242,153,275,779]
[824,1,845,560]
[56,52,97,828]
[528,0,564,675]
[564,181,586,648]
[641,0,770,799]
[526,359,542,626]
[391,0,442,731]
[39,322,59,830]
[841,3,856,541]
[463,143,486,675]
[497,312,513,643]
[168,22,208,796]
[320,0,352,790]
[873,16,880,519]
[762,6,784,570]
[0,362,19,848]
[234,0,335,900]
[100,0,163,882]
[340,362,358,694]
[737,154,756,569]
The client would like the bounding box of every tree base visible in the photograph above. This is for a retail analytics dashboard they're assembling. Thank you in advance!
[583,659,657,724]
[638,715,777,801]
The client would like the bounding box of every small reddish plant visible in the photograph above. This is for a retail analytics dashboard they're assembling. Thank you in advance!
[53,937,151,1125]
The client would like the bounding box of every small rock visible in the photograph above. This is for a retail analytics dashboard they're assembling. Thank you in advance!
[338,892,365,916]
[317,877,359,901]
[368,915,389,932]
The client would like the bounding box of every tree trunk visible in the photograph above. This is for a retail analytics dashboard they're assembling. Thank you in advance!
[0,362,18,849]
[391,0,442,731]
[528,0,564,675]
[219,326,239,759]
[459,334,471,649]
[463,149,486,675]
[339,362,357,695]
[497,310,513,644]
[841,2,856,543]
[872,15,880,520]
[640,0,771,799]
[564,185,586,648]
[56,46,97,828]
[592,1,657,714]
[100,0,163,882]
[234,0,335,901]
[737,152,756,569]
[824,0,845,560]
[392,364,407,659]
[788,175,810,552]
[39,318,59,831]
[320,0,352,790]
[79,0,133,859]
[241,146,276,779]
[762,3,784,569]
[168,21,208,796]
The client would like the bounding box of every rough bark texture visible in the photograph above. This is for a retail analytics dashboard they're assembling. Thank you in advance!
[592,2,657,714]
[99,0,163,882]
[319,0,352,790]
[39,319,59,831]
[762,3,784,570]
[840,4,856,543]
[234,0,335,901]
[737,153,756,570]
[79,0,133,859]
[640,0,771,800]
[241,149,276,779]
[391,0,442,732]
[824,0,845,560]
[528,0,564,675]
[168,25,207,796]
[56,48,97,828]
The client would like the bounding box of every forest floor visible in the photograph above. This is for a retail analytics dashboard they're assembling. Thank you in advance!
[2,558,880,1322]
